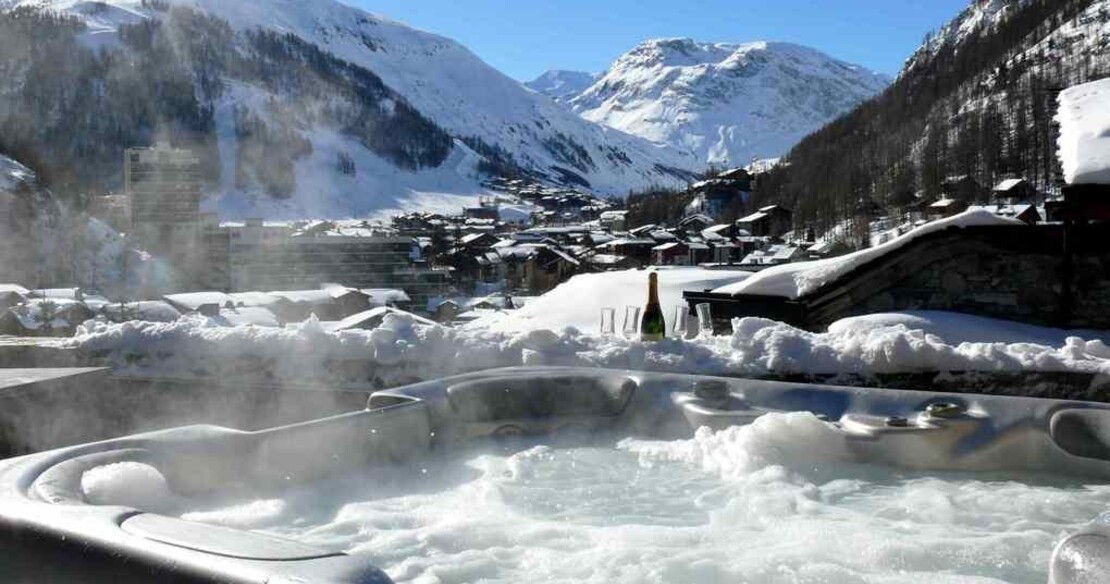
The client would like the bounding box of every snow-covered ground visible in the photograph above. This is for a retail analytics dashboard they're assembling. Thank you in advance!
[1058,77,1110,185]
[71,306,1110,388]
[714,210,1021,299]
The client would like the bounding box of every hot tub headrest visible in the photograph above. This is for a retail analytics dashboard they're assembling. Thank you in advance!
[1050,409,1110,462]
[446,374,637,422]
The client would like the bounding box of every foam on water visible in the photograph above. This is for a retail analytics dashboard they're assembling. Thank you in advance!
[86,414,1110,583]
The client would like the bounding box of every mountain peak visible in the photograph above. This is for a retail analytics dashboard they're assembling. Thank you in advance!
[567,38,890,166]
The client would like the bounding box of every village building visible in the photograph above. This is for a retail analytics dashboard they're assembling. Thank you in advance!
[737,205,793,238]
[991,178,1039,204]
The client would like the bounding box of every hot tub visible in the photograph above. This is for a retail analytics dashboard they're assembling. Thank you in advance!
[2,366,1110,583]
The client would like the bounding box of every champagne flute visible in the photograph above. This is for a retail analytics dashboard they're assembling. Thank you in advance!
[622,305,641,339]
[600,307,616,338]
[696,303,714,338]
[672,305,688,339]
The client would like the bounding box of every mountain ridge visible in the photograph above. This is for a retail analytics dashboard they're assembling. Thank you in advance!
[0,0,699,219]
[530,38,890,167]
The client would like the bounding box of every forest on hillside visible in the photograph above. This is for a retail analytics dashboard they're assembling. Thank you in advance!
[756,0,1110,234]
[0,3,453,203]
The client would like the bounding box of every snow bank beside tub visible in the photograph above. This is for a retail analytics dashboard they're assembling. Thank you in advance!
[1058,78,1110,185]
[830,311,1110,347]
[70,310,1110,385]
[713,210,1022,299]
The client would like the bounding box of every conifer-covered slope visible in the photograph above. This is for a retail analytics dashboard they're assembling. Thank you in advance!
[757,0,1110,233]
[0,0,698,219]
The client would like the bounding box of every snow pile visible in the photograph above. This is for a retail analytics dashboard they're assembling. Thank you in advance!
[479,267,751,334]
[72,308,1110,386]
[1058,77,1110,185]
[714,210,1023,299]
[82,462,179,511]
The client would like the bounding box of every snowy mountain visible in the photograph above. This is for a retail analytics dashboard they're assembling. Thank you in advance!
[0,0,698,220]
[904,0,1022,73]
[526,70,599,105]
[562,39,890,167]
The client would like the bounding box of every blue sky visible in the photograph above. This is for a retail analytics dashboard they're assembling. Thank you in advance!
[349,0,970,81]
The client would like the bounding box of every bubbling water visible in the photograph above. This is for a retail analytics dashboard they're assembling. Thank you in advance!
[85,413,1110,583]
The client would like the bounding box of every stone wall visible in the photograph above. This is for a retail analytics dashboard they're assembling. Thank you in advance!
[691,223,1110,332]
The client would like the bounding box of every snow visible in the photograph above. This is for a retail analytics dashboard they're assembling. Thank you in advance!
[714,210,1022,299]
[164,292,235,311]
[69,302,1110,387]
[82,462,179,512]
[1057,77,1110,185]
[525,70,599,105]
[571,39,890,166]
[202,83,493,221]
[479,268,752,335]
[0,155,34,192]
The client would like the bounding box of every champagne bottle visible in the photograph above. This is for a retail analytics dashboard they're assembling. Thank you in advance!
[640,272,666,342]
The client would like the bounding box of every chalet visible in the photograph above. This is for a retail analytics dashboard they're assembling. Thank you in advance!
[678,214,715,233]
[970,204,1042,225]
[362,288,412,309]
[267,288,371,322]
[992,179,1038,204]
[499,244,580,293]
[688,169,752,218]
[327,307,437,332]
[652,242,691,266]
[0,300,95,337]
[598,210,629,231]
[458,232,500,250]
[929,198,968,219]
[702,224,737,240]
[737,205,793,238]
[100,301,181,323]
[598,238,656,267]
[587,253,637,271]
[0,285,28,311]
[739,244,805,268]
[942,175,985,203]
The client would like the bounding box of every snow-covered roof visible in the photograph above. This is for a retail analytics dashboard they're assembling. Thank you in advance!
[653,242,683,252]
[0,284,30,296]
[28,288,83,301]
[101,301,181,323]
[993,178,1026,192]
[164,292,235,311]
[715,210,1023,299]
[362,289,412,306]
[737,211,769,223]
[217,307,281,328]
[590,254,629,266]
[930,198,961,208]
[267,290,337,304]
[227,292,282,307]
[327,307,436,332]
[1058,78,1110,185]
